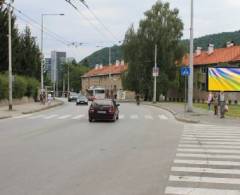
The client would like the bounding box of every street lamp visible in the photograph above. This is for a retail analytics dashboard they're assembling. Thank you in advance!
[187,0,194,112]
[40,13,64,94]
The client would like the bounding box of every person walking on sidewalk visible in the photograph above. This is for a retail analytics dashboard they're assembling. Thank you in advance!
[213,93,218,115]
[207,92,213,111]
[219,91,226,118]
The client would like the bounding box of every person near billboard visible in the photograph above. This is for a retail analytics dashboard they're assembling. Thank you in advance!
[213,93,219,115]
[218,91,226,118]
[207,92,213,111]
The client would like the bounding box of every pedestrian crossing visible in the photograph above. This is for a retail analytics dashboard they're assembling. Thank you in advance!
[12,113,169,121]
[165,124,240,195]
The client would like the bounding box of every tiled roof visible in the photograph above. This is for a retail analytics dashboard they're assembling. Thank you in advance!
[182,45,240,66]
[82,64,128,77]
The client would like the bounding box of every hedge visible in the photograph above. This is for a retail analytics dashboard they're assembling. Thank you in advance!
[0,73,40,100]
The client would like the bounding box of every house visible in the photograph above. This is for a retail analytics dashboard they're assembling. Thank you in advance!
[181,43,240,103]
[81,60,130,98]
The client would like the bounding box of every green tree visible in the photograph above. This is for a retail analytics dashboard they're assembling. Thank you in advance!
[123,1,184,100]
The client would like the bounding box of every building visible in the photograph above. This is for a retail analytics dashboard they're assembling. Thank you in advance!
[44,58,52,80]
[170,43,240,103]
[51,51,66,93]
[81,60,128,98]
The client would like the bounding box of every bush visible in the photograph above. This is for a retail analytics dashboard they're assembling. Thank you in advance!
[13,75,27,99]
[0,74,8,100]
[26,77,39,100]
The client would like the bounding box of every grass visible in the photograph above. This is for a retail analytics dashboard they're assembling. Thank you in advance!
[194,103,240,118]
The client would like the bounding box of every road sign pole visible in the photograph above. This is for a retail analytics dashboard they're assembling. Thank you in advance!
[153,44,157,103]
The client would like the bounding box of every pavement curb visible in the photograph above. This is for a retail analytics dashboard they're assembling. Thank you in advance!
[0,115,12,120]
[22,101,64,115]
[142,102,200,124]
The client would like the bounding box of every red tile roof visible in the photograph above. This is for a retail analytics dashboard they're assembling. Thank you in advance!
[182,45,240,66]
[82,64,128,77]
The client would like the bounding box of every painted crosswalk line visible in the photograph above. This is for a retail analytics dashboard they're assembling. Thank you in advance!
[144,115,153,120]
[72,114,85,120]
[164,124,240,194]
[29,115,44,119]
[165,187,240,195]
[130,114,139,119]
[158,114,168,120]
[119,114,125,119]
[58,115,72,119]
[13,114,33,119]
[44,114,58,119]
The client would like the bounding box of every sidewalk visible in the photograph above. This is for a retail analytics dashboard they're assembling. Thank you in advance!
[0,100,64,119]
[144,102,240,126]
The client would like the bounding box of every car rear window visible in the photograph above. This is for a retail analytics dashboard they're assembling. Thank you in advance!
[93,100,112,106]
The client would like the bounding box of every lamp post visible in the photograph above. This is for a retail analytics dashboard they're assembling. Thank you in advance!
[40,13,64,94]
[187,0,194,112]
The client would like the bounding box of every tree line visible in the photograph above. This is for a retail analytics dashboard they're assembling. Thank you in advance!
[0,4,41,80]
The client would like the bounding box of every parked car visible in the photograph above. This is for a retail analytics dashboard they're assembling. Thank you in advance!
[68,92,78,102]
[76,95,88,105]
[88,99,120,122]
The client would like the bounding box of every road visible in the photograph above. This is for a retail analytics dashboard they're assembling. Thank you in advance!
[0,100,240,195]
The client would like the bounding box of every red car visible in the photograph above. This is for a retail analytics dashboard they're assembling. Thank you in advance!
[89,99,120,122]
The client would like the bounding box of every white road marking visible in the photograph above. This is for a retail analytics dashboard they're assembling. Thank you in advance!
[144,115,153,120]
[119,114,125,119]
[158,114,168,120]
[165,187,240,195]
[181,138,240,142]
[13,114,33,119]
[72,114,85,119]
[29,115,44,119]
[171,166,240,175]
[178,148,240,154]
[176,153,240,160]
[183,135,240,139]
[179,144,240,149]
[44,114,58,119]
[169,175,240,185]
[58,115,71,119]
[180,141,240,145]
[174,159,240,166]
[130,114,139,119]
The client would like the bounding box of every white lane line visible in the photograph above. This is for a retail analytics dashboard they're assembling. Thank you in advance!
[176,153,240,160]
[180,141,240,145]
[171,166,240,175]
[28,115,44,119]
[58,115,71,119]
[72,114,85,120]
[158,114,168,120]
[44,114,58,119]
[174,159,240,166]
[165,187,240,195]
[183,133,240,136]
[183,135,240,139]
[130,114,139,119]
[178,148,240,154]
[144,115,153,120]
[181,138,240,142]
[179,144,240,149]
[119,114,125,119]
[169,175,240,185]
[13,114,33,119]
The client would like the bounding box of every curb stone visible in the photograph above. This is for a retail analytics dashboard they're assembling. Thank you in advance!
[0,115,12,120]
[22,101,64,115]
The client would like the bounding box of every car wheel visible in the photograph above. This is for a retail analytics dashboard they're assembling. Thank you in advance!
[116,114,119,120]
[89,118,93,122]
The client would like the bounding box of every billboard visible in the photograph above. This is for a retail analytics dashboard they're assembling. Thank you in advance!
[208,67,240,91]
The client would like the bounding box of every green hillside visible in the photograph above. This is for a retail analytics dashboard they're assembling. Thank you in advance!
[81,30,240,67]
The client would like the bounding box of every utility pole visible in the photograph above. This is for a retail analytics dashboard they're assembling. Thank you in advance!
[153,44,157,103]
[67,63,70,94]
[109,46,112,90]
[40,14,44,93]
[8,1,13,111]
[187,0,194,112]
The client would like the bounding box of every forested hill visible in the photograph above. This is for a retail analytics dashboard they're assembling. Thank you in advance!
[81,30,240,67]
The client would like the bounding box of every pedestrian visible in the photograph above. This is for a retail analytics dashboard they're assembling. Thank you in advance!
[48,93,52,105]
[219,91,226,118]
[213,93,218,115]
[207,92,213,111]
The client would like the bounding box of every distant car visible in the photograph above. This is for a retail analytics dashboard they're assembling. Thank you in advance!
[76,95,88,105]
[88,99,120,122]
[68,92,78,102]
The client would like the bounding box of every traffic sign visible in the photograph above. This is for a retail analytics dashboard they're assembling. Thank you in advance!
[180,67,190,76]
[152,67,159,77]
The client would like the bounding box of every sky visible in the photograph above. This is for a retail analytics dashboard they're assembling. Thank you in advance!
[11,0,240,61]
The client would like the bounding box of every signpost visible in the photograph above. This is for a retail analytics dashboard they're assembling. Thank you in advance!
[152,67,159,77]
[180,67,190,112]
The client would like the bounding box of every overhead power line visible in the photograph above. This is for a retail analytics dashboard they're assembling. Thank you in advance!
[78,0,120,43]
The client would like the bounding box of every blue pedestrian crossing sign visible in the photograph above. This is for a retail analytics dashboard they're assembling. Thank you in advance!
[180,67,190,76]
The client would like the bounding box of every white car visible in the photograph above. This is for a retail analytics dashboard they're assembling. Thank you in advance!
[76,95,88,105]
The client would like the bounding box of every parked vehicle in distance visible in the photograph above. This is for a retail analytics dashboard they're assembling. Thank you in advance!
[76,95,88,105]
[87,87,106,101]
[88,99,120,122]
[68,92,78,102]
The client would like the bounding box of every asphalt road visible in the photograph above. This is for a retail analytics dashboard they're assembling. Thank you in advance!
[0,100,183,195]
[1,100,240,195]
